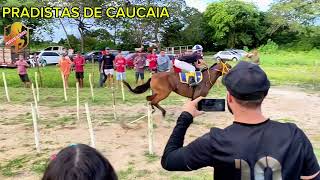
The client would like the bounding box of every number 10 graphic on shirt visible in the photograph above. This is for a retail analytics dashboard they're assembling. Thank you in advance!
[235,156,282,180]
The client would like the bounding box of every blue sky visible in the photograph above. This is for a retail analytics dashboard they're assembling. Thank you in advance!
[40,0,274,42]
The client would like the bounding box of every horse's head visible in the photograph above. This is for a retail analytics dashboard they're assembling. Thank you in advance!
[209,60,232,76]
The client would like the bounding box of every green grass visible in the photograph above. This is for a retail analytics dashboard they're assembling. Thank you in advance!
[117,165,135,179]
[158,169,213,180]
[0,156,30,176]
[260,50,320,89]
[30,158,49,174]
[0,154,50,177]
[144,151,160,163]
[205,50,320,89]
[315,148,320,160]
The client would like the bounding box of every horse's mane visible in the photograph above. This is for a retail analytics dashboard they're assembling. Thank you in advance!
[201,63,218,72]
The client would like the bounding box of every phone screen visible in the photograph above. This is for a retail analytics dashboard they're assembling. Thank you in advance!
[198,99,225,112]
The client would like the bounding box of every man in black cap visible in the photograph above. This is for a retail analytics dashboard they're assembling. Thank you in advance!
[161,61,319,179]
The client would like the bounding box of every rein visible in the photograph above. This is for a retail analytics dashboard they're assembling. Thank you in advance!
[206,61,230,87]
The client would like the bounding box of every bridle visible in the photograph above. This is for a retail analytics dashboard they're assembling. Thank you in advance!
[206,61,230,86]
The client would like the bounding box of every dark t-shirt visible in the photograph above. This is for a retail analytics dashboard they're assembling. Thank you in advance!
[102,54,115,69]
[178,52,203,64]
[162,112,320,180]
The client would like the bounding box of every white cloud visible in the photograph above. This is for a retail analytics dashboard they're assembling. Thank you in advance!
[243,0,273,11]
[185,0,210,12]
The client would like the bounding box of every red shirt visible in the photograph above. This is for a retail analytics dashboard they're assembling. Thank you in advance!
[115,56,126,72]
[147,54,157,70]
[74,55,85,72]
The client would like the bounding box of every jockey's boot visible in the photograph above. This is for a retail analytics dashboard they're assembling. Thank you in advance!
[189,76,197,87]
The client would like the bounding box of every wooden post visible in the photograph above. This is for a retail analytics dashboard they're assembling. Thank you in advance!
[85,103,95,148]
[31,83,40,119]
[35,72,40,102]
[147,102,154,155]
[89,73,94,101]
[111,83,117,120]
[61,72,67,101]
[2,72,10,102]
[31,103,40,153]
[121,73,125,101]
[179,46,182,54]
[76,82,80,121]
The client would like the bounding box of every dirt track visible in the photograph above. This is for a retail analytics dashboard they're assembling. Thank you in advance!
[0,87,319,179]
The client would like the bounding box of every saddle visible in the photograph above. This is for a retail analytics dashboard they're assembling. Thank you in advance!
[179,71,203,85]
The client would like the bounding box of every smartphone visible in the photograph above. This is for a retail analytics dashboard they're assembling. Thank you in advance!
[198,99,225,112]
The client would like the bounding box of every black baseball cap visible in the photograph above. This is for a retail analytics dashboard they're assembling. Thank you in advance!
[222,61,270,100]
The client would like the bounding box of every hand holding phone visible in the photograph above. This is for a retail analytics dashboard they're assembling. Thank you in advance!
[182,97,205,117]
[198,99,225,112]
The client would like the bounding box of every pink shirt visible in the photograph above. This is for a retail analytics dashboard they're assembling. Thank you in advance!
[73,55,85,72]
[15,60,28,75]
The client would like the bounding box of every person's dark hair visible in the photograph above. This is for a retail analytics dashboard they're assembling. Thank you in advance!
[234,95,266,109]
[118,49,122,53]
[42,144,117,180]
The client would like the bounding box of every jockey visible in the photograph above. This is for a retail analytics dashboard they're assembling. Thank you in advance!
[174,45,206,87]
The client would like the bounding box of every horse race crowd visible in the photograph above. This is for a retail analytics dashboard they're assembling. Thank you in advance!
[14,47,180,89]
[12,45,320,180]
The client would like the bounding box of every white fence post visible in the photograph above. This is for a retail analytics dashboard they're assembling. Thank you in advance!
[2,72,10,102]
[85,103,96,148]
[31,103,40,153]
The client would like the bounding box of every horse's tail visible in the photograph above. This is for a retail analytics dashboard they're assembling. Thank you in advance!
[123,78,151,94]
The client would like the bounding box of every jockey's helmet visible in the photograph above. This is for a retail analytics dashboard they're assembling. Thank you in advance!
[192,45,203,53]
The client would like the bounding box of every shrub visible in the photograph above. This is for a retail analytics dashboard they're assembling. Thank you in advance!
[243,46,249,52]
[258,39,279,54]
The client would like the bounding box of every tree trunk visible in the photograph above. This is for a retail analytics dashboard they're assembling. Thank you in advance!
[114,23,117,45]
[59,18,71,49]
[78,28,84,53]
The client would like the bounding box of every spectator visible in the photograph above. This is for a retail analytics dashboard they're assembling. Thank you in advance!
[73,51,85,88]
[157,50,171,72]
[133,51,146,85]
[57,54,72,88]
[15,54,30,88]
[147,49,158,73]
[161,61,319,180]
[42,144,117,180]
[115,50,127,88]
[33,53,39,67]
[101,47,115,88]
[99,50,106,87]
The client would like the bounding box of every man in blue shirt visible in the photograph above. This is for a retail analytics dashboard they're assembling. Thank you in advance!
[157,50,171,72]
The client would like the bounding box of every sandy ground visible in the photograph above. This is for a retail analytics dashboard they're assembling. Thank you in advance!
[0,87,319,180]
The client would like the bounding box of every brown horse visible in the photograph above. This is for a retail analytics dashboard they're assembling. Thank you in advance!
[123,62,230,117]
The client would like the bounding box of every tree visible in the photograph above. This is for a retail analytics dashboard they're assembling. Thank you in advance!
[162,18,184,47]
[265,0,320,50]
[180,7,206,46]
[204,0,262,48]
[266,0,320,35]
